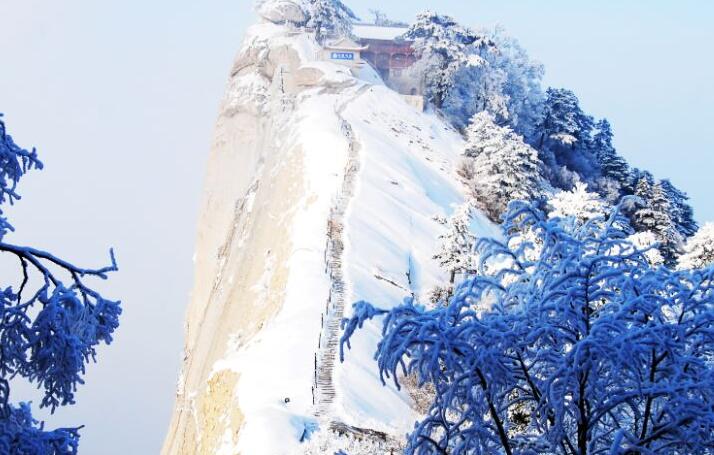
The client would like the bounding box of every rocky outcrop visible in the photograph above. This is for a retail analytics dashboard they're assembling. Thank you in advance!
[256,0,307,25]
[162,24,316,455]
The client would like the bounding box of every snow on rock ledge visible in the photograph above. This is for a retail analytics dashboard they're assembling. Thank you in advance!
[256,0,307,24]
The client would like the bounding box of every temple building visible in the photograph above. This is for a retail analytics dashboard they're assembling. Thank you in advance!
[323,24,425,110]
[353,24,424,109]
[353,25,416,84]
[323,37,368,70]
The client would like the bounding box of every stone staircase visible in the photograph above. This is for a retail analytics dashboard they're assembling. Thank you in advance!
[313,104,361,419]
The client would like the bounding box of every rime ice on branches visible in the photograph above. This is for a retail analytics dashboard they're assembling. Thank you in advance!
[0,114,121,453]
[342,200,714,454]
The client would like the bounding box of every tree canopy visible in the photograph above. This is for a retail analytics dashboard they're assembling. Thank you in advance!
[342,200,714,454]
[0,114,121,453]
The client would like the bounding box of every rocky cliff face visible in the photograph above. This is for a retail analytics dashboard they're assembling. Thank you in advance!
[163,14,496,455]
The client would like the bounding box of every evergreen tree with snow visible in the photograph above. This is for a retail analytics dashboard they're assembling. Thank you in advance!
[433,204,477,286]
[632,177,683,265]
[631,170,655,202]
[591,119,630,193]
[658,178,698,238]
[461,112,547,221]
[534,88,598,187]
[342,201,714,454]
[547,182,607,224]
[630,170,655,229]
[678,223,714,270]
[444,27,545,137]
[404,11,494,108]
[0,114,121,453]
[304,0,358,42]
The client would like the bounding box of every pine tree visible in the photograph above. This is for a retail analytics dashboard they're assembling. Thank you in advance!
[534,88,597,187]
[678,223,714,270]
[659,179,698,238]
[592,119,630,190]
[632,176,683,265]
[463,110,510,158]
[433,203,477,285]
[304,0,358,42]
[461,112,547,221]
[631,171,655,229]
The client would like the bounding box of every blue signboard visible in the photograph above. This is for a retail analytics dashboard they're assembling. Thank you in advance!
[331,52,355,61]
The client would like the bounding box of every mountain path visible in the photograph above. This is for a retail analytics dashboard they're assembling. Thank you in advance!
[313,84,370,419]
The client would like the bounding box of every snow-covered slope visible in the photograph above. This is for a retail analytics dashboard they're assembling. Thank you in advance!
[162,16,497,455]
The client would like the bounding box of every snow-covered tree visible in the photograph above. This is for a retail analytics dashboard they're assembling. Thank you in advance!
[632,176,683,265]
[591,119,630,193]
[679,223,714,270]
[0,114,121,452]
[547,182,607,224]
[487,29,545,139]
[536,88,592,150]
[534,88,598,187]
[404,11,494,108]
[461,112,547,221]
[631,170,654,202]
[628,230,665,266]
[659,178,698,238]
[304,0,358,42]
[444,27,544,136]
[433,204,477,285]
[342,201,714,454]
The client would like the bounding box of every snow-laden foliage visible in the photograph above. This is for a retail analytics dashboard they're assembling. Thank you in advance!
[341,200,714,454]
[0,403,79,454]
[303,0,358,42]
[534,88,600,188]
[631,173,684,265]
[433,203,477,285]
[0,115,121,452]
[396,11,696,241]
[299,427,402,454]
[460,112,548,220]
[0,114,42,239]
[404,11,494,109]
[679,223,714,270]
[547,182,607,224]
[591,119,630,193]
[658,178,698,238]
[444,27,545,137]
[627,231,665,267]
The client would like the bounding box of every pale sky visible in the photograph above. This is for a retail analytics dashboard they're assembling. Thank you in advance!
[0,1,712,453]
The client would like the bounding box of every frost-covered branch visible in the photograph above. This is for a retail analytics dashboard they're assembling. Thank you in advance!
[0,114,121,452]
[341,200,714,454]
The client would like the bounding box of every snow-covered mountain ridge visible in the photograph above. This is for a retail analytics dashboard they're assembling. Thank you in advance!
[162,17,498,455]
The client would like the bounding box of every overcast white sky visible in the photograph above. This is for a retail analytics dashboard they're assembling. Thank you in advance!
[0,1,712,453]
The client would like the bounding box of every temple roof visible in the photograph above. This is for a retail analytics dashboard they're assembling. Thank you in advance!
[353,24,409,41]
[325,36,368,51]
